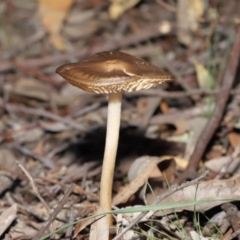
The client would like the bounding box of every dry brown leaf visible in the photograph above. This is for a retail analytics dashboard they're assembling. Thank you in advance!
[0,149,18,195]
[172,119,190,135]
[109,0,140,20]
[113,156,176,205]
[153,177,240,216]
[159,100,169,114]
[0,149,17,169]
[12,127,44,144]
[172,156,188,170]
[0,204,17,237]
[228,131,240,149]
[32,140,44,155]
[38,0,74,50]
[128,156,162,182]
[74,206,99,238]
[7,218,37,238]
[205,156,240,175]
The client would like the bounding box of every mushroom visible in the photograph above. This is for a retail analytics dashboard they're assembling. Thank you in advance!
[56,51,174,225]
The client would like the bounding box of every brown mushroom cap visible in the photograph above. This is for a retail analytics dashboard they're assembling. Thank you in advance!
[56,51,174,94]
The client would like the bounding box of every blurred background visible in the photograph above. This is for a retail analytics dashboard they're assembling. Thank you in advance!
[0,0,240,239]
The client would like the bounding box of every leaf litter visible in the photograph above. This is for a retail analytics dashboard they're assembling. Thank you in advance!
[0,0,240,239]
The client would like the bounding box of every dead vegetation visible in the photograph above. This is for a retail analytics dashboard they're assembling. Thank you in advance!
[0,0,240,239]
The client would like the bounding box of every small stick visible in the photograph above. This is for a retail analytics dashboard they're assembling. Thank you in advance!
[39,176,99,201]
[126,88,240,99]
[177,26,240,183]
[12,62,59,85]
[13,144,55,169]
[5,103,86,132]
[113,171,208,240]
[187,26,240,170]
[225,228,240,240]
[32,184,75,240]
[16,160,51,214]
[0,25,172,73]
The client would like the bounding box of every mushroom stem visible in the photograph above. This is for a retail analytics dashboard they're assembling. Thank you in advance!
[100,91,123,225]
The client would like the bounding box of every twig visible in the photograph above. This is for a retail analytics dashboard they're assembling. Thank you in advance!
[32,184,75,240]
[113,171,208,240]
[144,103,214,126]
[5,103,87,132]
[221,203,240,240]
[127,87,240,99]
[13,144,55,169]
[16,160,51,214]
[0,26,173,72]
[46,142,70,158]
[177,26,240,183]
[225,228,240,240]
[71,102,101,118]
[147,42,192,92]
[12,62,60,85]
[39,176,99,201]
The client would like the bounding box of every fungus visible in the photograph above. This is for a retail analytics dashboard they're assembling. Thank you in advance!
[56,51,174,225]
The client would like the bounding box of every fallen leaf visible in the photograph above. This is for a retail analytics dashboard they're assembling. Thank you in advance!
[205,156,240,175]
[0,204,17,237]
[113,156,175,205]
[154,176,240,216]
[12,127,44,144]
[74,206,98,237]
[228,131,240,149]
[38,0,74,50]
[128,156,162,182]
[172,156,188,170]
[190,231,214,240]
[0,149,18,195]
[109,0,140,20]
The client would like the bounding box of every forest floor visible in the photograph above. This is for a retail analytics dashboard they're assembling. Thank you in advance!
[0,0,240,239]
